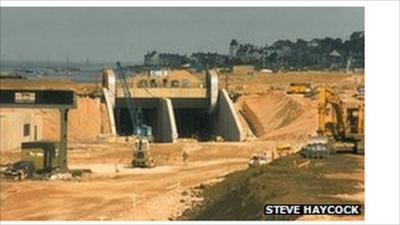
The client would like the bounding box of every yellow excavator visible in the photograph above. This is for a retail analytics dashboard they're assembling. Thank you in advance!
[301,86,364,158]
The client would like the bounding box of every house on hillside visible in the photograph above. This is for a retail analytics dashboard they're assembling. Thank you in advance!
[328,49,344,69]
[229,39,239,59]
[144,51,189,69]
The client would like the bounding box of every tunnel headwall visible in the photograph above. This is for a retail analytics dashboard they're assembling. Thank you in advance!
[115,91,244,142]
[157,98,178,143]
[213,89,245,141]
[110,69,244,142]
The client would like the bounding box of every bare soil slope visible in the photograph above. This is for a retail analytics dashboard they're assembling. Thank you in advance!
[236,91,317,144]
[180,154,364,221]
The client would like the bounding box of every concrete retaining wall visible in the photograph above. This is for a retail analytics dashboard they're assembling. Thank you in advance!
[102,88,117,135]
[157,98,178,143]
[213,89,244,141]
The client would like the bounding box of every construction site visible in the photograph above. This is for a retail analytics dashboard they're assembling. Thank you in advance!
[0,66,365,221]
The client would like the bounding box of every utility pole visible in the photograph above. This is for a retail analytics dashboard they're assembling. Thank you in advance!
[263,44,268,69]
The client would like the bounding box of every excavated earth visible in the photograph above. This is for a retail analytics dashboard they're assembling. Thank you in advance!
[0,71,364,221]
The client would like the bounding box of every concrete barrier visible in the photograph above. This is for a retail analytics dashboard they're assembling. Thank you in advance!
[214,89,244,141]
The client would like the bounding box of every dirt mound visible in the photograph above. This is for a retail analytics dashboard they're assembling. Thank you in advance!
[238,91,305,137]
[179,154,364,221]
[167,70,201,82]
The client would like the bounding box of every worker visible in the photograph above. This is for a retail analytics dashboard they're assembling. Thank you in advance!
[139,139,143,149]
[18,169,26,180]
[182,150,189,166]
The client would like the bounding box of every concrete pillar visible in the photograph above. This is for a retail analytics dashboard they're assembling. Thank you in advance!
[157,98,178,143]
[58,108,69,173]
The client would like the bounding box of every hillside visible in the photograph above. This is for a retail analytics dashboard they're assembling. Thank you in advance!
[180,153,364,221]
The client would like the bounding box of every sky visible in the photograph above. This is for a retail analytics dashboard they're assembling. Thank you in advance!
[0,7,364,64]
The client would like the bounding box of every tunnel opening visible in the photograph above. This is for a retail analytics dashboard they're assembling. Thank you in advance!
[115,108,131,136]
[173,108,213,141]
[116,107,214,141]
[115,108,157,136]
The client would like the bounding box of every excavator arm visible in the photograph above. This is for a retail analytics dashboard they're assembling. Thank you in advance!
[317,87,347,139]
[304,86,365,156]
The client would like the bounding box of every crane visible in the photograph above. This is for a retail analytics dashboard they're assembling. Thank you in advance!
[115,62,152,138]
[115,62,155,168]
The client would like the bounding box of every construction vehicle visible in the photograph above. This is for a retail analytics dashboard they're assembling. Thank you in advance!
[345,103,364,154]
[4,160,35,180]
[115,62,155,168]
[3,141,59,179]
[302,86,364,158]
[353,85,365,100]
[132,139,155,168]
[116,62,152,138]
[21,141,59,173]
[276,143,292,152]
[300,136,336,158]
[286,83,313,97]
[248,152,269,167]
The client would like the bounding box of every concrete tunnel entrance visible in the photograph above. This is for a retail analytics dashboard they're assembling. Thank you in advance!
[173,108,212,140]
[114,89,245,143]
[116,108,158,136]
[116,107,212,141]
[102,69,245,143]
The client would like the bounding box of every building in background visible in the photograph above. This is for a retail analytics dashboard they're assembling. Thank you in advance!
[0,109,43,151]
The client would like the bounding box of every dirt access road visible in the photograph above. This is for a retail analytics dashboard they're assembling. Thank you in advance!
[0,141,276,220]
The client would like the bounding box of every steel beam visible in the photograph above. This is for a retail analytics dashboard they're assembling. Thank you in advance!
[58,108,69,173]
